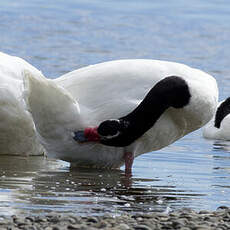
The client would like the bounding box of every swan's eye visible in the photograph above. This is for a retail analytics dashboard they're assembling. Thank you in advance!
[98,119,121,139]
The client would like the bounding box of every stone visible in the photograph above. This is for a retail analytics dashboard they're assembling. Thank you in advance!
[117,223,130,230]
[134,224,152,230]
[87,217,98,223]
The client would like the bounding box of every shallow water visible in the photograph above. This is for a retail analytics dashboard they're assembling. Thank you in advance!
[1,0,230,216]
[0,134,230,217]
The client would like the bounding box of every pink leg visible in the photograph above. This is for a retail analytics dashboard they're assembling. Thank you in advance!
[124,152,134,176]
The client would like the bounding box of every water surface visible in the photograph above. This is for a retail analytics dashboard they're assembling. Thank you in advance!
[0,0,230,216]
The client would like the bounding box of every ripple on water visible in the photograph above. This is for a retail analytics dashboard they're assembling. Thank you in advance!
[0,144,229,217]
[1,0,230,217]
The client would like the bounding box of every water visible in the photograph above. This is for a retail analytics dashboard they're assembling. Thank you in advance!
[0,0,230,216]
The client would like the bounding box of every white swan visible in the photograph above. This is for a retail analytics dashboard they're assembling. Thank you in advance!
[203,97,230,140]
[24,59,218,174]
[0,52,44,156]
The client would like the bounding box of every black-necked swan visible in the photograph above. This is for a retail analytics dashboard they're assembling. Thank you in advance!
[203,97,230,140]
[0,52,44,155]
[24,59,218,174]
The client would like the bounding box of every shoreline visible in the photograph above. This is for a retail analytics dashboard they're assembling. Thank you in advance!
[0,206,229,229]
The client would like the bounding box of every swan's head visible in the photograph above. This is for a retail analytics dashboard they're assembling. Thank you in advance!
[73,119,131,147]
[98,119,123,139]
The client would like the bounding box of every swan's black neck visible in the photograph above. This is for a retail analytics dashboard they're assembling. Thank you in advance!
[100,76,191,147]
[214,97,230,128]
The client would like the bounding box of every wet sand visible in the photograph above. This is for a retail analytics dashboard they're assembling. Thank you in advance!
[1,206,230,230]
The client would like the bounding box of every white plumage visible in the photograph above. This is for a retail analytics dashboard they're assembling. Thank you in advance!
[0,52,44,156]
[23,58,218,170]
[0,52,218,171]
[203,98,230,140]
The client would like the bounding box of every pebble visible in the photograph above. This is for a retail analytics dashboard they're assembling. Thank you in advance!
[87,217,98,223]
[0,207,229,230]
[117,223,130,230]
[134,224,152,230]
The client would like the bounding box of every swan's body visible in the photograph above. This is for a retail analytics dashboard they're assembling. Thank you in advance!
[0,52,44,155]
[203,97,230,140]
[24,59,218,171]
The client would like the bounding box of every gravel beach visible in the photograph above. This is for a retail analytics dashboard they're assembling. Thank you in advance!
[1,206,230,230]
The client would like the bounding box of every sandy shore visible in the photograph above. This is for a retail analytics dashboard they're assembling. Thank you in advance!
[0,206,229,230]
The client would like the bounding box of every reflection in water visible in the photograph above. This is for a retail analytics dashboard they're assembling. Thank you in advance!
[206,140,230,208]
[1,0,230,217]
[213,140,230,153]
[0,156,206,217]
[0,135,230,216]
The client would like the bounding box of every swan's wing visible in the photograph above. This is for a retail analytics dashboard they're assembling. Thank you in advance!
[57,59,217,131]
[0,52,44,155]
[0,86,44,155]
[0,52,42,83]
[23,69,126,167]
[23,70,83,157]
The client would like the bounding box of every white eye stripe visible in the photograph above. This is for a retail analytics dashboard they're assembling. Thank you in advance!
[100,131,121,140]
